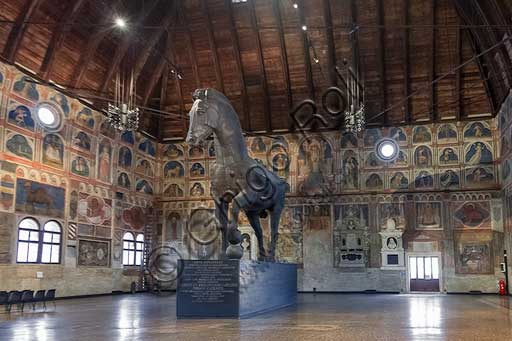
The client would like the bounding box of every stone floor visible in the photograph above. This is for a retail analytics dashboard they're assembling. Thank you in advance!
[1,293,512,340]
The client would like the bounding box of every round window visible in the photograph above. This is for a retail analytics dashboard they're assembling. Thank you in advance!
[376,138,399,162]
[35,102,62,131]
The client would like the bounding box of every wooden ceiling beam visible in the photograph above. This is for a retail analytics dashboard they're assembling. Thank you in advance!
[201,0,224,93]
[271,0,293,131]
[226,0,249,131]
[132,3,178,82]
[455,25,462,121]
[430,0,437,121]
[40,0,86,80]
[179,2,200,89]
[99,0,161,94]
[70,0,124,88]
[376,0,387,124]
[248,0,271,132]
[403,0,411,123]
[2,0,43,62]
[323,0,337,87]
[298,0,315,100]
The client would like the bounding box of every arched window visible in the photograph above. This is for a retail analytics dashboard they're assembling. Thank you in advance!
[135,234,144,266]
[42,221,61,264]
[123,232,135,266]
[17,218,40,263]
[17,218,62,264]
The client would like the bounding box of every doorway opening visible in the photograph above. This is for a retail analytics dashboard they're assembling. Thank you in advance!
[409,256,440,292]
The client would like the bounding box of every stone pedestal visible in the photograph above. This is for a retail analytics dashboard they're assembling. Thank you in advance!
[177,260,297,318]
[379,230,405,270]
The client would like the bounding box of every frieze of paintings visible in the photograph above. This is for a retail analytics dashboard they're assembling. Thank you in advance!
[453,201,491,229]
[416,202,442,229]
[0,174,15,212]
[276,206,303,264]
[77,239,110,267]
[77,194,112,226]
[5,131,34,161]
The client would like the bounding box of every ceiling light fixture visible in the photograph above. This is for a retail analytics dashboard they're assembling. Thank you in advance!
[115,17,126,28]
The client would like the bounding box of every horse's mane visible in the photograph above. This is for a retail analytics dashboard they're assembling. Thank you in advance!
[194,88,235,112]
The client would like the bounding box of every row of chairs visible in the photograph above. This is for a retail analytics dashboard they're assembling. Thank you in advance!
[0,289,56,312]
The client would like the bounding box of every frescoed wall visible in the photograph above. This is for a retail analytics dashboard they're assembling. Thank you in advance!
[0,63,155,296]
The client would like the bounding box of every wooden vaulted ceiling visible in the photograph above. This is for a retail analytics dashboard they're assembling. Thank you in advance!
[1,0,512,140]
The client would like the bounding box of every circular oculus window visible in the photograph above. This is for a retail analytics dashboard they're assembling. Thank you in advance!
[375,138,399,162]
[35,102,62,131]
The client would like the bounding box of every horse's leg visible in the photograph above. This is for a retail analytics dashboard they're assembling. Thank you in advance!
[215,199,229,255]
[268,200,285,262]
[245,211,266,261]
[224,192,251,259]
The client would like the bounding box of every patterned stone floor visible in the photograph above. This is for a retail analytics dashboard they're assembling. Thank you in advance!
[1,293,511,340]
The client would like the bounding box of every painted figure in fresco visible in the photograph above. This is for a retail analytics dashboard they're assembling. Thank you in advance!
[121,131,135,145]
[6,135,33,160]
[76,108,95,128]
[139,139,156,156]
[186,88,289,261]
[465,142,493,165]
[272,153,289,179]
[8,105,35,130]
[308,205,330,230]
[100,120,116,139]
[390,172,408,189]
[389,127,406,142]
[118,147,132,168]
[366,174,383,189]
[439,148,458,164]
[466,167,494,184]
[366,152,381,167]
[417,203,440,226]
[189,145,204,158]
[71,157,89,177]
[251,137,267,153]
[190,182,205,197]
[118,172,131,189]
[413,126,431,143]
[165,144,183,158]
[164,184,183,197]
[415,171,434,188]
[136,180,153,194]
[136,159,154,177]
[50,93,70,116]
[13,76,39,101]
[98,143,111,182]
[364,129,381,146]
[464,122,491,138]
[43,134,64,167]
[440,170,459,188]
[190,162,205,177]
[0,70,3,86]
[438,124,457,140]
[415,146,432,167]
[73,131,91,151]
[164,161,184,178]
[342,153,358,189]
[299,138,333,195]
[455,203,488,227]
[392,150,407,166]
[340,132,358,148]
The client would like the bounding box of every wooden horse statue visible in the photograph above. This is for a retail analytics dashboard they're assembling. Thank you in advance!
[186,88,289,261]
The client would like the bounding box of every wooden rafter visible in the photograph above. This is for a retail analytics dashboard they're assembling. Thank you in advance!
[456,25,462,120]
[99,0,161,94]
[132,3,178,82]
[70,0,124,88]
[322,0,337,87]
[349,0,360,83]
[40,0,86,80]
[376,0,387,124]
[298,0,315,100]
[403,0,411,123]
[248,0,271,132]
[2,0,42,62]
[179,2,200,89]
[430,0,437,121]
[201,0,224,93]
[226,0,249,130]
[271,1,292,112]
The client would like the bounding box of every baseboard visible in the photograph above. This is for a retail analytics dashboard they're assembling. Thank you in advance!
[298,290,400,294]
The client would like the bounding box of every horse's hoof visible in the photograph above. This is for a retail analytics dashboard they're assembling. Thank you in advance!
[226,244,243,259]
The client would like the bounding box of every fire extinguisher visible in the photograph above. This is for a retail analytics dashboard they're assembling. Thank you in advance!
[499,279,506,296]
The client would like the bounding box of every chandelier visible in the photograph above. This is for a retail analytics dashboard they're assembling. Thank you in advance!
[343,65,365,133]
[107,69,140,131]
